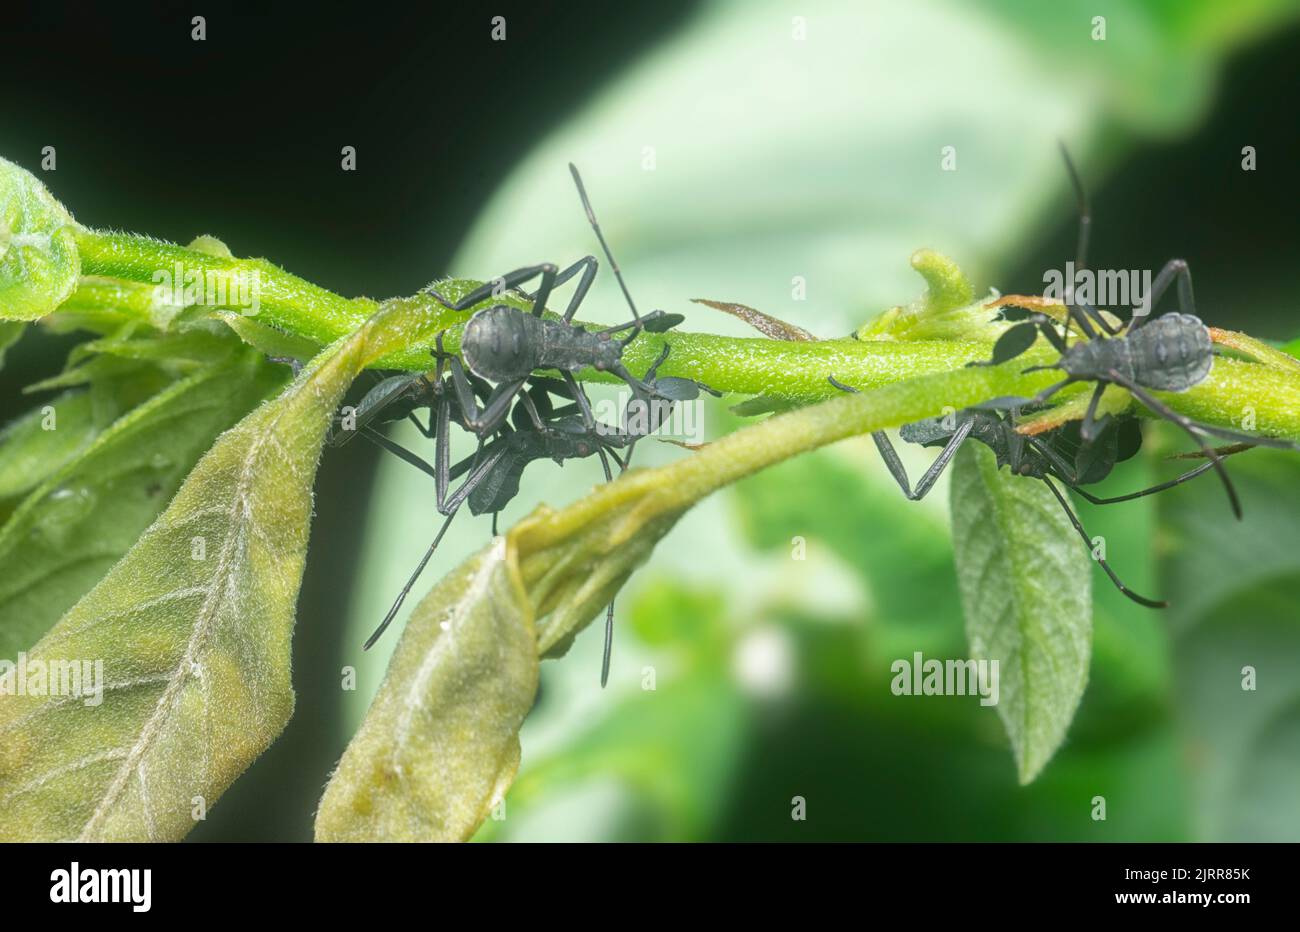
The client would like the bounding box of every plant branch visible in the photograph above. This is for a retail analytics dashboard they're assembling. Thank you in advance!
[67,227,1300,440]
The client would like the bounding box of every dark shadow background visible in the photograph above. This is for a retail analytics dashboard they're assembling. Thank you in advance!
[1,4,1296,840]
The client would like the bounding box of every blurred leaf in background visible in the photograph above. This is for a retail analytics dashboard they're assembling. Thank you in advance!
[342,0,1297,840]
[1155,440,1300,841]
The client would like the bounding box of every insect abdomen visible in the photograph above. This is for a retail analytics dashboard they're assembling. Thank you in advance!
[1129,313,1212,392]
[463,306,544,382]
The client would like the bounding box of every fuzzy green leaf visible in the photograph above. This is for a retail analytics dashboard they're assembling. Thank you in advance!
[948,443,1091,784]
[0,353,286,658]
[316,538,538,841]
[0,390,99,504]
[0,157,79,320]
[0,299,427,840]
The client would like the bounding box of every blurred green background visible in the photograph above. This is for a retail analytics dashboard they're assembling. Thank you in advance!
[3,1,1299,840]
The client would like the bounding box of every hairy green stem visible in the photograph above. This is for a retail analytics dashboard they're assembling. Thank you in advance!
[69,227,1300,441]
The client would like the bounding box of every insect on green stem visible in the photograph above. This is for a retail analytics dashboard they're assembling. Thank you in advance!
[67,227,1300,440]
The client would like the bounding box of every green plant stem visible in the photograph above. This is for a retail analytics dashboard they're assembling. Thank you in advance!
[516,362,1064,560]
[73,228,377,342]
[70,227,1300,440]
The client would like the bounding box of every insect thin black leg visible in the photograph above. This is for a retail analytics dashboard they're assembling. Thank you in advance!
[454,371,527,437]
[358,427,439,481]
[1041,475,1167,608]
[556,256,599,323]
[1026,436,1082,484]
[1031,377,1075,406]
[907,418,976,500]
[1132,258,1195,328]
[828,378,902,493]
[1035,317,1072,354]
[1063,300,1103,340]
[1068,460,1220,505]
[1170,422,1300,452]
[1108,372,1243,519]
[594,446,617,689]
[569,163,643,325]
[869,432,915,497]
[426,264,558,313]
[1079,383,1108,443]
[1071,299,1121,337]
[404,411,436,439]
[561,371,597,429]
[830,377,898,493]
[434,389,452,509]
[828,376,973,501]
[521,265,561,321]
[514,386,547,431]
[644,344,671,381]
[605,446,629,471]
[608,361,660,400]
[363,441,512,648]
[363,509,459,650]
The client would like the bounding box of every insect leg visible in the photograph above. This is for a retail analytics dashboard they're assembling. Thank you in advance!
[362,510,459,650]
[447,355,525,437]
[594,445,618,688]
[644,343,671,381]
[513,385,548,431]
[1030,377,1076,406]
[829,375,974,501]
[870,432,915,497]
[607,360,661,400]
[1108,372,1243,519]
[1170,424,1299,452]
[1078,383,1109,443]
[1068,459,1221,505]
[830,376,917,498]
[434,388,453,509]
[1027,435,1082,484]
[357,426,438,481]
[876,419,974,501]
[426,264,558,312]
[1062,300,1107,340]
[1132,258,1195,328]
[1041,476,1167,607]
[1070,299,1121,337]
[362,437,509,649]
[908,419,976,500]
[605,445,630,470]
[556,256,599,323]
[360,412,507,651]
[561,371,598,429]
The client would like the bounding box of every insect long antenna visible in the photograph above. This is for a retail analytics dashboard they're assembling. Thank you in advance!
[1058,140,1091,271]
[1041,476,1167,608]
[569,163,643,324]
[363,509,458,650]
